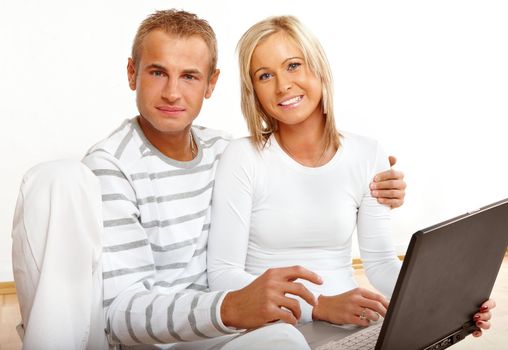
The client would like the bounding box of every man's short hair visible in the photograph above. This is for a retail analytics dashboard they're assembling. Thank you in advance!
[132,9,218,78]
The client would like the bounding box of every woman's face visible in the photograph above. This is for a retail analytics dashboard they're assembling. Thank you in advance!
[250,31,323,128]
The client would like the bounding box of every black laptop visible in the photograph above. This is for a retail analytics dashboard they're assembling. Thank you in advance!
[300,198,508,350]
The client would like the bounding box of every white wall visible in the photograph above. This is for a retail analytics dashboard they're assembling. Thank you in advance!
[1,0,507,281]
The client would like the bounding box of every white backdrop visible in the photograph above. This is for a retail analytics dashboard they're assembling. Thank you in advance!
[1,0,507,281]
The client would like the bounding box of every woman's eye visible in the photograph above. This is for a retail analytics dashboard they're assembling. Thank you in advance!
[288,62,301,71]
[259,73,272,81]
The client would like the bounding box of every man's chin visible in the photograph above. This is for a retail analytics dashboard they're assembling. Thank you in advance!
[139,115,193,133]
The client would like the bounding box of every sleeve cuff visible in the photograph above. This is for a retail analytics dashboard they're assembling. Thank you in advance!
[300,295,315,324]
[213,291,246,334]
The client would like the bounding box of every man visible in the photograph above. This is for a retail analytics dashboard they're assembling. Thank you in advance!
[12,9,406,350]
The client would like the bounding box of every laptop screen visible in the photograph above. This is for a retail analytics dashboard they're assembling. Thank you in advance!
[376,199,508,350]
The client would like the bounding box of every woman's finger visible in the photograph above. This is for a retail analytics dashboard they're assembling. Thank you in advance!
[480,299,496,311]
[359,288,390,310]
[472,329,483,337]
[474,311,492,322]
[352,307,371,327]
[476,320,491,330]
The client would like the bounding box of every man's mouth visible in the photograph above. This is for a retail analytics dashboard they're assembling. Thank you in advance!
[157,106,186,112]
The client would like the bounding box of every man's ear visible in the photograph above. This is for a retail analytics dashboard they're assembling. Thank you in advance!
[127,58,137,91]
[205,69,220,99]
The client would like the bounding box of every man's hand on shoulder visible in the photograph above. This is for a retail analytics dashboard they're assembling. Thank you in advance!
[370,156,406,209]
[220,266,322,329]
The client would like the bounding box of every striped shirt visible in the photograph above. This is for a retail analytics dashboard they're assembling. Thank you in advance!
[82,117,238,347]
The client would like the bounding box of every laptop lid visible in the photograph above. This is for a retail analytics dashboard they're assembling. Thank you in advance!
[376,198,508,350]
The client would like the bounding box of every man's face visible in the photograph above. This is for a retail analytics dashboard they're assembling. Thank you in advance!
[128,30,219,137]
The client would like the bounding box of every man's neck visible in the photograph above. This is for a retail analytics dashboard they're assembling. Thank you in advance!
[137,116,196,161]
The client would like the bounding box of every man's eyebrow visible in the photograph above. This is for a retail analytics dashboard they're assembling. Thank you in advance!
[182,68,203,76]
[145,63,167,71]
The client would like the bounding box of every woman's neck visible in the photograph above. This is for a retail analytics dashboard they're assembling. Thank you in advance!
[275,111,337,167]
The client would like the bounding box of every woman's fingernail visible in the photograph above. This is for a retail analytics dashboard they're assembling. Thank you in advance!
[474,314,481,321]
[477,321,483,327]
[473,331,481,337]
[480,305,488,311]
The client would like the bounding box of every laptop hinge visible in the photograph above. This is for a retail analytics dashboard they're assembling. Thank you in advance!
[423,321,478,350]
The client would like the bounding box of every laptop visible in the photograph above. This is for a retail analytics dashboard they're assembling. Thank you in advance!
[299,198,508,350]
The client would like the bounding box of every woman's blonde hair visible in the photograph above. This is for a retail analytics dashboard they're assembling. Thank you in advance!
[237,16,340,148]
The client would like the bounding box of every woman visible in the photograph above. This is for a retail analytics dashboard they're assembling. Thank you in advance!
[207,15,493,334]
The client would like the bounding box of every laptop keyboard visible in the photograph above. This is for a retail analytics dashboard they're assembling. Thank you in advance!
[315,322,382,350]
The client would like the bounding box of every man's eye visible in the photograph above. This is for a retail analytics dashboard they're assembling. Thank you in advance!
[184,74,196,80]
[288,62,301,71]
[151,71,165,77]
[259,73,272,81]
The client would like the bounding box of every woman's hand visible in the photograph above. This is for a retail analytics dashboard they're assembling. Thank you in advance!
[312,288,389,326]
[472,299,496,337]
[370,156,406,209]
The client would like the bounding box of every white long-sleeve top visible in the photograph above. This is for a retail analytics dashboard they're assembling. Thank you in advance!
[207,132,402,323]
[82,117,239,347]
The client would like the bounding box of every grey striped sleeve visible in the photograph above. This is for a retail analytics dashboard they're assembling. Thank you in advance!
[126,291,151,344]
[105,283,238,342]
[153,271,205,288]
[188,294,213,339]
[188,283,208,291]
[210,292,238,334]
[145,294,165,343]
[167,293,185,342]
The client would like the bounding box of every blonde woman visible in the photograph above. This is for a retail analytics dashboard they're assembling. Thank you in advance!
[208,16,494,334]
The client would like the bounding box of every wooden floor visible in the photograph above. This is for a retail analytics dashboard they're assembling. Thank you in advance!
[0,294,21,350]
[1,258,507,349]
